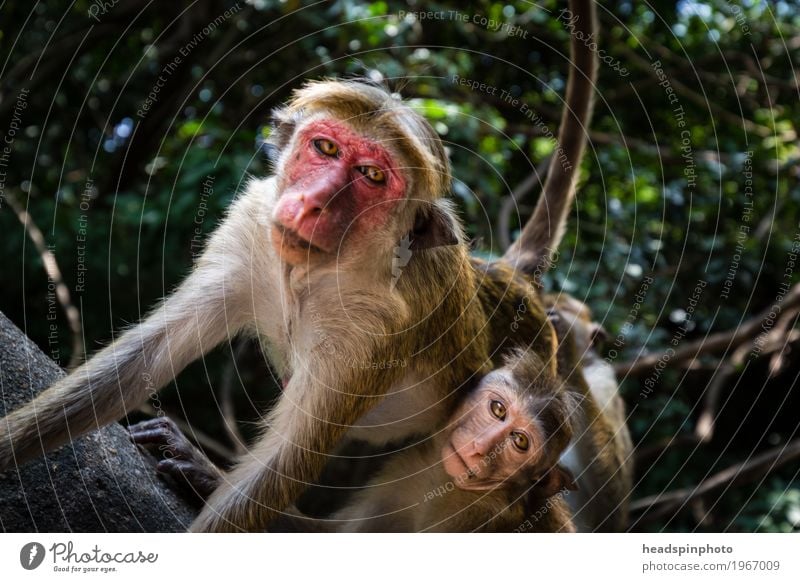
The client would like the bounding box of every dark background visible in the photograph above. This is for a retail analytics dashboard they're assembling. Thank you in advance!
[0,0,798,532]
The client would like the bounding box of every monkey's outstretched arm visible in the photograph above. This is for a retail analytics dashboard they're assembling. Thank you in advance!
[190,340,404,533]
[0,194,263,472]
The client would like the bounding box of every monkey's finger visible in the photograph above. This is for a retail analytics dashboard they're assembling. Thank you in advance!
[157,460,219,498]
[128,416,175,430]
[128,418,182,440]
[127,417,179,432]
[128,428,180,450]
[157,459,196,477]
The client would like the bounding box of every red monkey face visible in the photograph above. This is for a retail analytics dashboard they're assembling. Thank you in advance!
[272,119,407,265]
[441,373,553,492]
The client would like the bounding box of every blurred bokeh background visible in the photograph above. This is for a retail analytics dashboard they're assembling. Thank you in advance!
[0,0,798,532]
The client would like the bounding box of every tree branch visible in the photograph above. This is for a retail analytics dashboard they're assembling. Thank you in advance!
[4,192,83,369]
[615,283,800,377]
[630,438,800,525]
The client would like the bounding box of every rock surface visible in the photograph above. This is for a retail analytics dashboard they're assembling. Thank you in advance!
[0,312,196,532]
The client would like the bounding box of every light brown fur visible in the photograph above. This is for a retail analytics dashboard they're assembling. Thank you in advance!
[271,350,577,533]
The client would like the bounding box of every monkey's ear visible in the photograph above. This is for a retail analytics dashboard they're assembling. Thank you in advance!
[256,134,280,164]
[409,200,461,250]
[589,323,609,348]
[537,465,578,498]
[266,105,299,157]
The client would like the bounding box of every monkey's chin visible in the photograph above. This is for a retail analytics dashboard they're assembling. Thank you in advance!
[271,225,329,266]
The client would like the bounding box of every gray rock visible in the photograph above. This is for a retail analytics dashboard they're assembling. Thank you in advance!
[0,311,196,532]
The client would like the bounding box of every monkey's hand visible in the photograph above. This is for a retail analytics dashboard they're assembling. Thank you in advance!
[129,417,222,503]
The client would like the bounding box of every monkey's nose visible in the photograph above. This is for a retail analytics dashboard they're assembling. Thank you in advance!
[471,425,507,456]
[296,167,349,220]
[297,195,324,222]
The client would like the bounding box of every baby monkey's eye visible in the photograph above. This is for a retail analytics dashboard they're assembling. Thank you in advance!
[511,431,529,451]
[490,400,507,420]
[313,138,339,157]
[357,166,386,184]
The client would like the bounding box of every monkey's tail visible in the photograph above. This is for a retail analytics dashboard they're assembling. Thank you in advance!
[502,0,598,282]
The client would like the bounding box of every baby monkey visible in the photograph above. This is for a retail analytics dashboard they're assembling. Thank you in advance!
[131,349,578,532]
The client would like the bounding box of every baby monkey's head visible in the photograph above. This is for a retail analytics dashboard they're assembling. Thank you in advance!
[442,349,577,496]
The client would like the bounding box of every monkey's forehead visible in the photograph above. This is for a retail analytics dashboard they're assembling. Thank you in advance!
[477,369,563,407]
[473,376,533,407]
[477,368,516,390]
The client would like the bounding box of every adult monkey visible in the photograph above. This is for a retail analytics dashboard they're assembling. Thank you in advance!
[0,0,602,532]
[545,294,633,531]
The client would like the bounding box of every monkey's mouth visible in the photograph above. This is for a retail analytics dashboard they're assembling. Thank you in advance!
[461,458,478,479]
[442,442,479,482]
[272,223,328,255]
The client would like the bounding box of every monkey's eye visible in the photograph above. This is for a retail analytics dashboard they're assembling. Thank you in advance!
[357,166,386,184]
[511,431,529,451]
[313,138,339,157]
[489,400,507,421]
